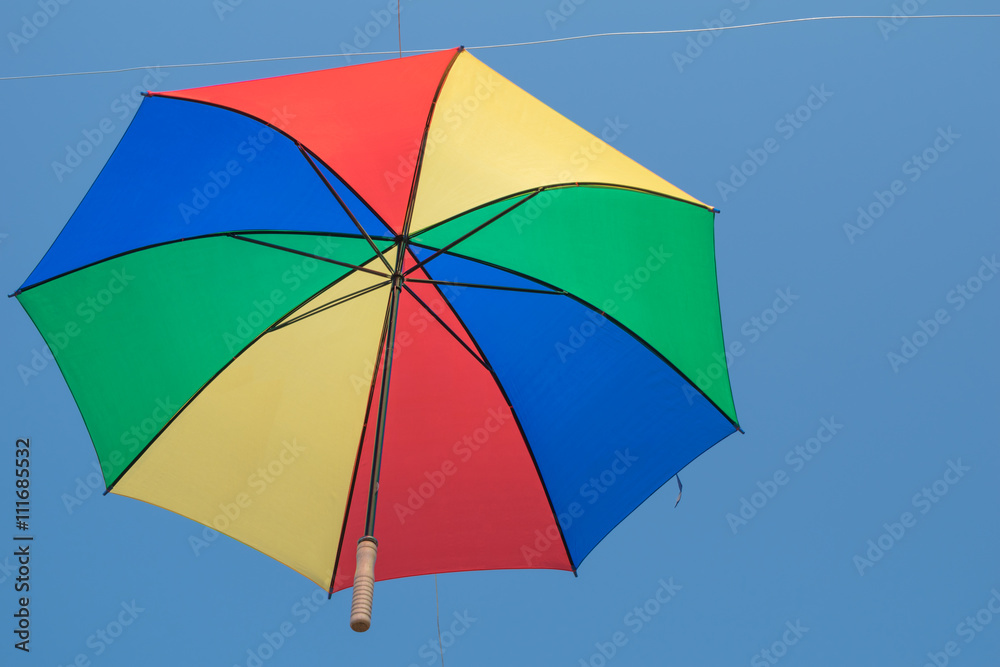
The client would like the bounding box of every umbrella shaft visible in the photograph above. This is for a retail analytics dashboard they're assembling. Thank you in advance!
[364,272,403,536]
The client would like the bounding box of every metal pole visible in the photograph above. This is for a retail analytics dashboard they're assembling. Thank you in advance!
[364,272,402,537]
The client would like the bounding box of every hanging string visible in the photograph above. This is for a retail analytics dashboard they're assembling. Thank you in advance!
[435,574,445,667]
[1,14,998,81]
[397,2,403,58]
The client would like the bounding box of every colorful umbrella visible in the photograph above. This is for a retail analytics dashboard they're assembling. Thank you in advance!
[14,47,740,631]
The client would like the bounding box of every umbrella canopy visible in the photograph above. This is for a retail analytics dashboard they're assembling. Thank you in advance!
[15,47,739,627]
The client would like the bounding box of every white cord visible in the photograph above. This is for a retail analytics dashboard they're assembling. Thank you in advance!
[1,14,997,81]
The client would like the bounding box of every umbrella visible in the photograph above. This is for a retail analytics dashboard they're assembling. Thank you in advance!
[14,47,740,631]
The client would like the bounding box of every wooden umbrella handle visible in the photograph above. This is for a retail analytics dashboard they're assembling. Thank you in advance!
[350,537,378,632]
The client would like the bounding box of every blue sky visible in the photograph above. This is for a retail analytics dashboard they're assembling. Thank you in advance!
[2,1,998,665]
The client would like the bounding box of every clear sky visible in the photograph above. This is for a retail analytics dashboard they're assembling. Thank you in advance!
[1,1,998,665]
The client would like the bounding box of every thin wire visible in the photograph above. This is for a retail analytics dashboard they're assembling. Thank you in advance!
[397,3,403,59]
[465,14,1000,50]
[434,574,445,667]
[1,14,997,81]
[0,51,412,81]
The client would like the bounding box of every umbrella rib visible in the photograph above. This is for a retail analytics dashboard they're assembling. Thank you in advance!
[16,231,388,295]
[408,182,718,243]
[407,243,576,295]
[103,267,375,494]
[403,189,543,277]
[269,280,391,331]
[402,284,490,371]
[407,249,738,426]
[229,234,392,278]
[398,48,464,242]
[295,144,396,275]
[418,271,579,575]
[407,278,566,296]
[561,291,741,430]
